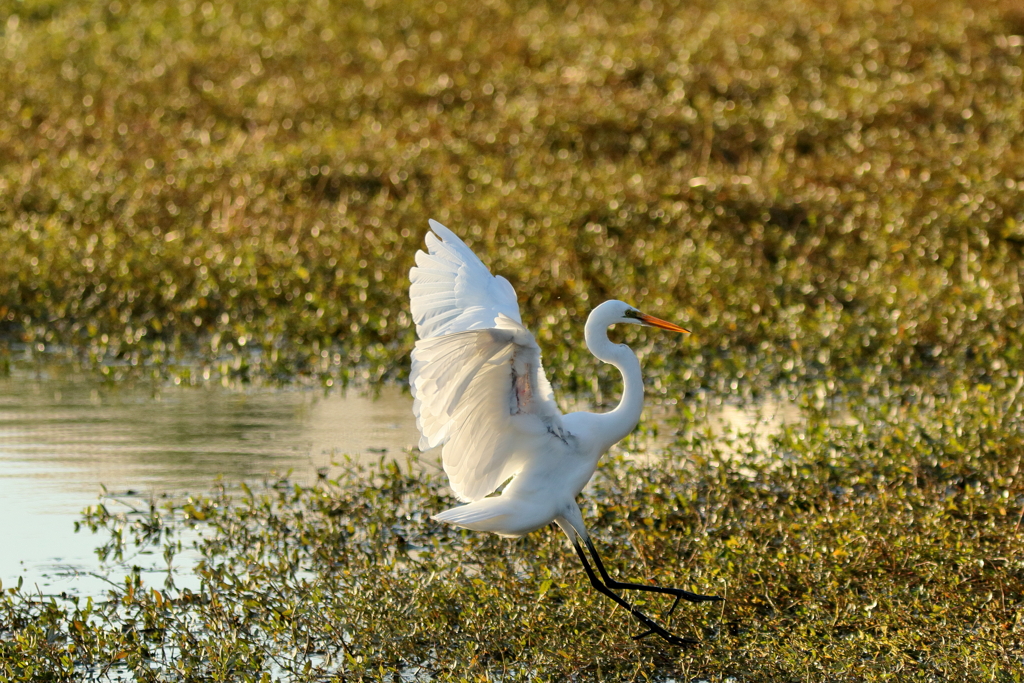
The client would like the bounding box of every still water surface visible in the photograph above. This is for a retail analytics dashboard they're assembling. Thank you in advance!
[0,369,423,595]
[1,368,806,597]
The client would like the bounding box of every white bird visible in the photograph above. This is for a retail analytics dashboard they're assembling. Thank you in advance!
[409,219,721,645]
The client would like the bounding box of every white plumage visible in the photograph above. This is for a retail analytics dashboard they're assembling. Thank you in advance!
[408,219,721,645]
[410,220,566,502]
[410,219,522,339]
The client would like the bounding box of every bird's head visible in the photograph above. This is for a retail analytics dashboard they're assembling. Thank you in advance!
[593,300,690,334]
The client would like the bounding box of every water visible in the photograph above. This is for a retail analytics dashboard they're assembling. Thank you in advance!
[0,368,424,595]
[0,368,816,598]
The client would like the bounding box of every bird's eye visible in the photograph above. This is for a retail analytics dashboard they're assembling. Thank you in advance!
[623,309,641,320]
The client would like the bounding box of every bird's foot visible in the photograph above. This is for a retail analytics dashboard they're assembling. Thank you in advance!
[628,587,722,645]
[662,590,723,618]
[627,605,703,647]
[632,626,698,646]
[607,579,724,605]
[632,582,721,602]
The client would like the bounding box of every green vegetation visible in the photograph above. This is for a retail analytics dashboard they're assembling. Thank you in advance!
[2,379,1022,681]
[1,0,1022,388]
[1,0,1023,679]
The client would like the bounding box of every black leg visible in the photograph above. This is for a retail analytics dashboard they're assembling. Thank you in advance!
[582,536,723,604]
[569,535,698,646]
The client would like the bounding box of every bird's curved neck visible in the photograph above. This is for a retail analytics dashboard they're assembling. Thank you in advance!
[584,314,644,452]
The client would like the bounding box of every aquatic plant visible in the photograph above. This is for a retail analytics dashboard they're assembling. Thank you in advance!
[2,0,1022,678]
[2,377,1021,680]
[1,0,1022,390]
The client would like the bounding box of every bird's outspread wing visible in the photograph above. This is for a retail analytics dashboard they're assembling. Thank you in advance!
[409,221,568,502]
[410,219,522,339]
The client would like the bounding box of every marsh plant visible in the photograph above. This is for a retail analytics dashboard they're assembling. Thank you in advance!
[1,0,1023,679]
[2,377,1022,681]
[0,0,1022,391]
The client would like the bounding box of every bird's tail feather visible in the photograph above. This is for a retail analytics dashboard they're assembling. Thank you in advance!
[433,502,502,526]
[433,499,528,537]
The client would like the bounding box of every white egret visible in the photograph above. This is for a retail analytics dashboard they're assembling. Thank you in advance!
[409,219,721,645]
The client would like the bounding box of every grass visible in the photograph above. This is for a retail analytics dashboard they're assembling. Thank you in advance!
[1,0,1023,679]
[1,378,1022,681]
[1,0,1022,389]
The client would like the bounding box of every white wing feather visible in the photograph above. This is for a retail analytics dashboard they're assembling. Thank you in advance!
[409,221,567,502]
[410,219,522,339]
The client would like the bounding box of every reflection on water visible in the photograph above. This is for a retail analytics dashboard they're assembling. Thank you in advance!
[0,369,423,594]
[0,368,829,597]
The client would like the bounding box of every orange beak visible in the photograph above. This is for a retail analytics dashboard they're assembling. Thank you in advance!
[637,312,690,334]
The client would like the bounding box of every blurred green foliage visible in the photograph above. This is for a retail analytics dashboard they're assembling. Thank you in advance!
[1,0,1022,387]
[2,0,1023,677]
[1,378,1021,680]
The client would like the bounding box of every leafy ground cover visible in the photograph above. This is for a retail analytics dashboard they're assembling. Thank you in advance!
[2,0,1023,679]
[2,377,1022,681]
[1,0,1022,389]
